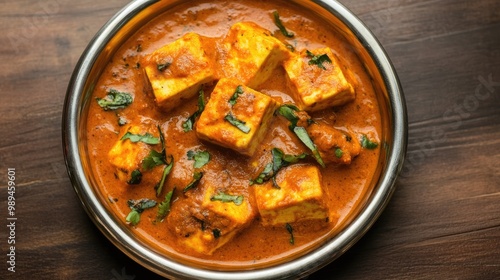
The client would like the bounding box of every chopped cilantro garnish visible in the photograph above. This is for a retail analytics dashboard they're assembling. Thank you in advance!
[276,105,325,167]
[273,11,294,38]
[121,132,160,145]
[183,172,203,193]
[155,161,173,197]
[306,50,332,70]
[293,126,325,168]
[250,148,307,185]
[286,223,294,245]
[212,229,221,239]
[224,113,251,134]
[228,85,244,106]
[126,198,157,226]
[127,169,142,185]
[210,192,244,206]
[335,148,343,158]
[187,150,210,169]
[183,89,206,132]
[157,62,171,72]
[361,134,379,149]
[96,89,133,111]
[156,188,175,222]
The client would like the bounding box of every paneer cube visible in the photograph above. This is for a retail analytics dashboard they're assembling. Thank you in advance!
[108,125,151,183]
[143,32,215,112]
[196,78,278,156]
[254,164,331,225]
[219,22,290,89]
[168,182,255,255]
[283,47,355,112]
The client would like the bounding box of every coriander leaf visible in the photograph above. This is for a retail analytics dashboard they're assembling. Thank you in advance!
[271,148,285,173]
[250,162,273,185]
[361,134,379,149]
[306,50,332,70]
[187,150,210,169]
[157,62,171,72]
[293,126,325,168]
[250,148,308,186]
[335,148,343,158]
[156,188,175,222]
[273,11,294,38]
[126,210,140,226]
[286,223,294,245]
[282,152,307,163]
[127,198,157,212]
[155,161,174,197]
[212,229,221,239]
[126,198,157,226]
[210,192,244,206]
[97,89,133,111]
[121,132,160,145]
[142,150,165,170]
[224,113,251,134]
[127,169,142,185]
[228,85,244,106]
[183,172,203,193]
[183,89,206,132]
[276,104,300,129]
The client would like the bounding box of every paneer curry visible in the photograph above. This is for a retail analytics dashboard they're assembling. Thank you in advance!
[86,0,382,268]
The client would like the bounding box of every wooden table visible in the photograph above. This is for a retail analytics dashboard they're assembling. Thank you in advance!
[1,0,499,279]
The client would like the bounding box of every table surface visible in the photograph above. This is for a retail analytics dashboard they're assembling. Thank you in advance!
[1,0,499,279]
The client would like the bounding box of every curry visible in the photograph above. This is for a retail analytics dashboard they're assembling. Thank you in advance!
[86,0,382,268]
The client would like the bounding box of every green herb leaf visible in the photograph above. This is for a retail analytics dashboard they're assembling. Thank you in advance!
[210,192,244,206]
[183,172,203,193]
[156,188,175,222]
[286,223,294,245]
[187,150,211,169]
[121,132,160,145]
[306,50,332,70]
[97,89,133,111]
[276,104,300,129]
[250,162,274,185]
[361,134,379,149]
[126,198,157,226]
[142,150,165,170]
[250,148,308,186]
[293,126,325,167]
[273,11,294,38]
[157,62,171,72]
[224,113,251,134]
[213,229,221,239]
[335,148,343,158]
[228,85,244,106]
[183,89,206,132]
[127,198,157,212]
[155,161,173,197]
[127,169,142,185]
[271,148,284,173]
[126,210,140,226]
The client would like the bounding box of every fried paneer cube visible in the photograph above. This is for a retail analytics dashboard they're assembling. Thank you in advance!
[143,32,215,112]
[168,181,255,255]
[196,78,278,156]
[283,47,355,112]
[254,164,331,225]
[219,22,290,88]
[307,123,361,165]
[108,125,151,183]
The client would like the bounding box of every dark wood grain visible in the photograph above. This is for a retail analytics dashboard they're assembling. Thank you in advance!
[1,0,499,279]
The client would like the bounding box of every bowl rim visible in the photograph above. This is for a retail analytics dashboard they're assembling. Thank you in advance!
[62,0,407,279]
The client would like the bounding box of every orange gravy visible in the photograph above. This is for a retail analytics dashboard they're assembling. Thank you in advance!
[86,0,381,268]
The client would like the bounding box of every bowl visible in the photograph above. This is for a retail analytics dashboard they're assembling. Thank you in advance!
[63,0,407,279]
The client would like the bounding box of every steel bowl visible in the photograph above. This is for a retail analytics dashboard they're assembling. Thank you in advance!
[63,0,407,279]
